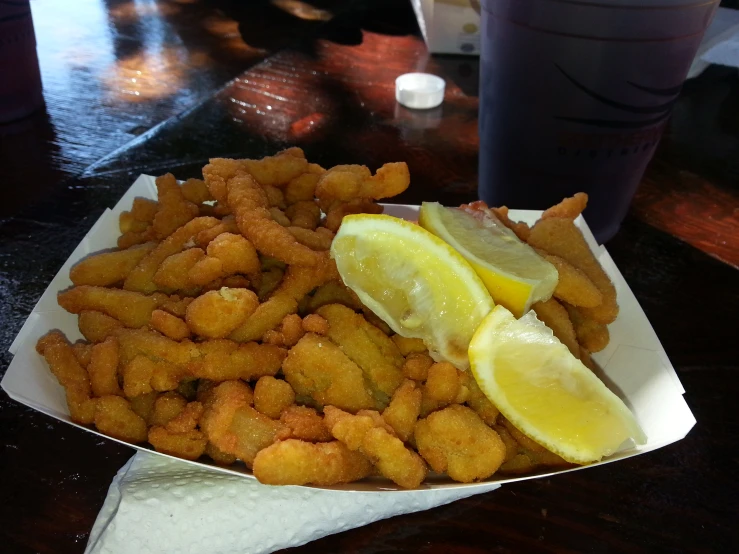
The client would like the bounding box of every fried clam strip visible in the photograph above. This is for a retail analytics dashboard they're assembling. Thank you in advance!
[314,162,410,211]
[495,417,570,475]
[226,171,325,266]
[36,331,96,424]
[526,217,618,324]
[59,286,190,329]
[415,405,506,483]
[253,440,373,486]
[282,333,377,412]
[536,250,602,308]
[200,380,288,467]
[324,406,427,489]
[70,242,158,287]
[532,298,580,357]
[123,217,220,294]
[316,303,405,409]
[115,328,285,395]
[149,401,207,461]
[565,303,610,353]
[229,256,338,342]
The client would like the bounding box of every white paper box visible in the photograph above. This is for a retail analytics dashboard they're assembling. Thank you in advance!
[411,0,481,55]
[1,174,696,491]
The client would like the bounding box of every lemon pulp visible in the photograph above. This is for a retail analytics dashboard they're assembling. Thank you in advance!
[331,214,494,369]
[469,306,646,463]
[419,202,558,317]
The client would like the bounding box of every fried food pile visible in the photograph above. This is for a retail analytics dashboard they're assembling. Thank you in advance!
[36,148,618,488]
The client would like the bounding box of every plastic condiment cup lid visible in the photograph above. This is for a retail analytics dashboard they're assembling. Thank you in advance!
[395,73,445,110]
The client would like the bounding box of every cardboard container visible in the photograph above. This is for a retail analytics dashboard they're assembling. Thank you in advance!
[1,175,696,491]
[411,0,482,55]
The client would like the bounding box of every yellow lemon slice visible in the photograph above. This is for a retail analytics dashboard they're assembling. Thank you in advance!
[469,306,646,463]
[419,202,558,317]
[331,214,494,369]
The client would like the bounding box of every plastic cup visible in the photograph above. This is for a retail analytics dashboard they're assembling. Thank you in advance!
[478,0,719,242]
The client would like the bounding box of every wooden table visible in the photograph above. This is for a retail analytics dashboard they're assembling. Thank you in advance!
[1,1,737,552]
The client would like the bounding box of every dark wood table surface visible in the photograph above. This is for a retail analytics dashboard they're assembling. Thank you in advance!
[1,1,738,552]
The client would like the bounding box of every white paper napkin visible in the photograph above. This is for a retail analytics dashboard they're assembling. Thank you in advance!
[85,452,500,554]
[688,7,739,78]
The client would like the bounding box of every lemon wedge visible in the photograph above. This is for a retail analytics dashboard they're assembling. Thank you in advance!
[469,306,646,463]
[331,214,494,369]
[419,202,558,317]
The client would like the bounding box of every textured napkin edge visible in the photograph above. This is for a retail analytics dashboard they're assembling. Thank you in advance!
[85,452,501,554]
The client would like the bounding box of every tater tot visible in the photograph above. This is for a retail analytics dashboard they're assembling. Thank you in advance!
[185,288,259,339]
[149,309,190,341]
[94,396,148,443]
[253,376,296,419]
[88,337,123,397]
[415,405,506,483]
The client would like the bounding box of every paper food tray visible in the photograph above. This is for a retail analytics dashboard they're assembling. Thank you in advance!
[1,175,696,492]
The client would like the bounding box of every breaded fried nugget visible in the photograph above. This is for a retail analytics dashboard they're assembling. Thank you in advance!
[424,362,463,406]
[282,333,376,412]
[541,192,588,220]
[118,198,158,248]
[148,427,207,461]
[527,217,618,324]
[566,304,610,353]
[230,258,337,342]
[194,216,239,248]
[324,407,427,489]
[226,171,325,266]
[287,226,334,251]
[36,331,96,424]
[72,342,93,368]
[150,392,188,427]
[180,177,213,205]
[149,309,190,341]
[286,200,321,229]
[129,391,157,424]
[185,287,259,339]
[402,352,434,381]
[79,311,123,343]
[207,233,260,275]
[253,376,296,419]
[538,251,603,308]
[153,248,205,292]
[70,242,158,287]
[123,216,220,294]
[253,439,372,486]
[262,313,305,347]
[324,199,383,232]
[301,313,328,335]
[317,304,404,407]
[94,396,148,443]
[382,380,422,442]
[280,406,332,442]
[392,335,428,356]
[188,340,286,382]
[122,355,181,396]
[315,162,410,208]
[284,163,325,205]
[533,298,580,357]
[151,173,200,240]
[415,405,506,483]
[242,147,309,188]
[88,337,123,397]
[59,286,160,328]
[200,381,286,466]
